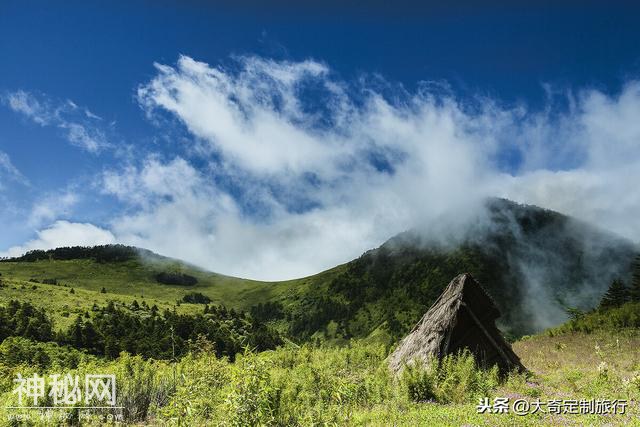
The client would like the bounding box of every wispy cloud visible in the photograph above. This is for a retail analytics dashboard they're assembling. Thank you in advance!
[138,56,337,175]
[0,150,29,188]
[5,91,51,125]
[3,90,109,153]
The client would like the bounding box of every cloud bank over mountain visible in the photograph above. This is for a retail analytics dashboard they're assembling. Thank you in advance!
[3,55,640,280]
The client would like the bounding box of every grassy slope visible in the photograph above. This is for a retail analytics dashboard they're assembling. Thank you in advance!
[355,309,640,426]
[0,258,275,307]
[1,304,638,425]
[0,279,198,331]
[0,199,636,343]
[357,330,640,426]
[0,256,347,331]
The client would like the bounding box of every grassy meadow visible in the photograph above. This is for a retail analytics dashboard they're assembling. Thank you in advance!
[0,327,638,425]
[0,256,350,333]
[0,250,639,425]
[0,258,290,311]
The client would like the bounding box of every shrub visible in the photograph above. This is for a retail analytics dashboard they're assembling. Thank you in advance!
[72,353,176,423]
[0,337,90,370]
[222,352,278,426]
[155,272,198,286]
[401,350,500,404]
[182,292,211,304]
[551,302,640,334]
[402,361,437,402]
[162,352,229,421]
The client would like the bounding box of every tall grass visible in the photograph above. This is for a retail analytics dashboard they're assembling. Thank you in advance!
[400,350,500,404]
[0,340,505,425]
[2,331,639,426]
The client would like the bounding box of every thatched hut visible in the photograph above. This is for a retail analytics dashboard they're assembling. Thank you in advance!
[388,273,525,374]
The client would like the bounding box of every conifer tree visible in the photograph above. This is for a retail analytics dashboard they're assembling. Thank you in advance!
[599,279,630,309]
[631,255,640,302]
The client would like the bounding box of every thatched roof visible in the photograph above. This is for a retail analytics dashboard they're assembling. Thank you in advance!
[388,273,525,374]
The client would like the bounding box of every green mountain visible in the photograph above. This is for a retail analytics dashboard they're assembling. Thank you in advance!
[282,198,638,341]
[1,198,637,343]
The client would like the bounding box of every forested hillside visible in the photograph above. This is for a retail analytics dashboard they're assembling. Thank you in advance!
[1,199,636,347]
[279,199,638,342]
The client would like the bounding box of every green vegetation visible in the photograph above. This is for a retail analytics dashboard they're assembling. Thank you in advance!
[0,254,288,312]
[1,318,640,425]
[1,245,141,263]
[0,300,53,343]
[550,302,640,335]
[1,270,639,426]
[1,199,636,345]
[181,292,211,304]
[0,200,639,425]
[599,279,631,309]
[401,350,499,404]
[0,299,280,361]
[0,273,639,424]
[631,254,640,302]
[155,271,198,286]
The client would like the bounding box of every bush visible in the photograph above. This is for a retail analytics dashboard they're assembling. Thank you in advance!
[162,352,229,421]
[0,337,90,370]
[0,339,511,425]
[401,350,500,404]
[155,272,198,286]
[182,292,211,304]
[159,342,391,425]
[402,361,437,402]
[223,352,278,426]
[550,302,640,334]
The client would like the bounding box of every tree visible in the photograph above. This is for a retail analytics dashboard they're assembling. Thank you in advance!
[182,292,211,304]
[69,316,84,347]
[599,279,631,309]
[631,255,640,302]
[565,307,584,321]
[81,321,102,354]
[104,336,120,359]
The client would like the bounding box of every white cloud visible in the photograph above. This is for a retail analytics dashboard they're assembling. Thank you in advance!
[28,191,79,227]
[60,122,104,153]
[0,221,115,259]
[137,56,353,175]
[3,90,108,153]
[496,82,640,239]
[5,91,50,125]
[129,57,640,279]
[4,56,640,281]
[0,150,28,188]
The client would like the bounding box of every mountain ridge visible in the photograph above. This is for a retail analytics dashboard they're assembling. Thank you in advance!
[0,198,637,342]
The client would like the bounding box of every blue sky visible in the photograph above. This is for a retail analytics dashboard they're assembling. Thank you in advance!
[1,1,640,279]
